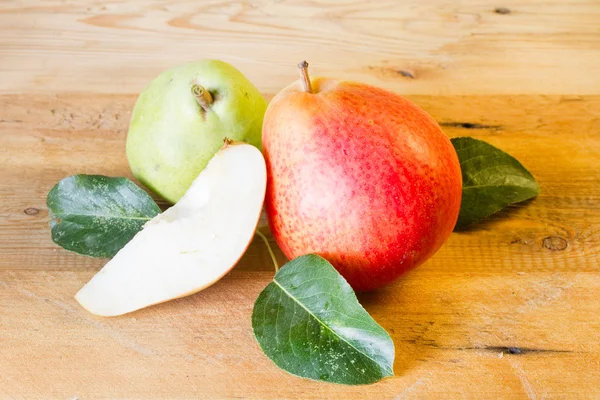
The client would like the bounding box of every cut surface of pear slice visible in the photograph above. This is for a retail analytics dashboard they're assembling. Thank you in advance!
[76,143,267,316]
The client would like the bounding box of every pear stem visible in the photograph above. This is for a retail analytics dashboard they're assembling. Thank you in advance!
[222,137,233,148]
[191,80,213,112]
[255,230,279,273]
[297,61,313,94]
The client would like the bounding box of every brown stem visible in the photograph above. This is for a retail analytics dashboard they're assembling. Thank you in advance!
[297,61,313,94]
[191,80,213,111]
[222,137,233,148]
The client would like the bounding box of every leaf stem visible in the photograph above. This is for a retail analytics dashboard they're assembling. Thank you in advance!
[255,230,279,273]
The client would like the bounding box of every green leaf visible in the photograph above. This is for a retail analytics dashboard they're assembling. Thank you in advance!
[452,137,540,230]
[252,254,394,385]
[47,174,161,258]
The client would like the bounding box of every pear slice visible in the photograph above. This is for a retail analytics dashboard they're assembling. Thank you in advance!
[75,142,267,316]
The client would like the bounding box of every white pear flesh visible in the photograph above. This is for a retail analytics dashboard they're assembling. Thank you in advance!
[75,143,267,317]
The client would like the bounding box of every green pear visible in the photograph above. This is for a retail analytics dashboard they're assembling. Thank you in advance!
[126,60,267,203]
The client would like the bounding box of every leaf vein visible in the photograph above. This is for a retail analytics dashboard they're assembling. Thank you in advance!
[272,279,381,371]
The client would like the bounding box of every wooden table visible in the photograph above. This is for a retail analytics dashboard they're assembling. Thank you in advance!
[1,1,599,398]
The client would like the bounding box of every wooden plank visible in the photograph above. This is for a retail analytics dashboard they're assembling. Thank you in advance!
[1,93,599,398]
[1,270,598,398]
[1,0,599,95]
[2,93,598,272]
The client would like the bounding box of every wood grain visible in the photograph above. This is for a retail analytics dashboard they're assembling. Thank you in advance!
[2,0,600,398]
[1,0,599,95]
[1,93,599,399]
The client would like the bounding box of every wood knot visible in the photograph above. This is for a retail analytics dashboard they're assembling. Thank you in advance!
[439,122,502,130]
[24,207,40,215]
[396,69,415,79]
[543,236,568,251]
[366,65,419,81]
[494,7,511,14]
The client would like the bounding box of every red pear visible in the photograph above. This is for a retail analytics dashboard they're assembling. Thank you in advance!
[263,62,462,291]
